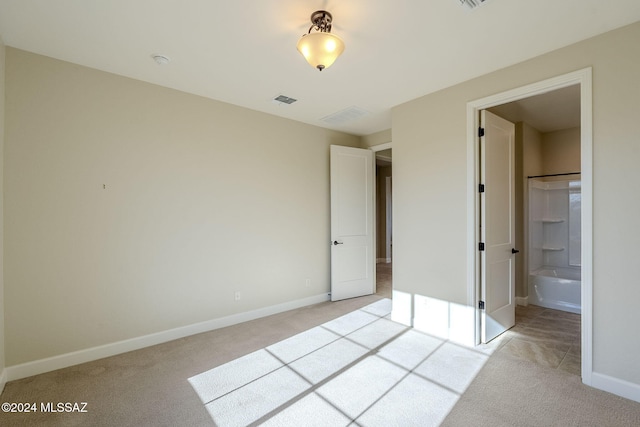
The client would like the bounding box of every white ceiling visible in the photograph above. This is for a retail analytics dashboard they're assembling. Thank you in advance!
[1,1,639,136]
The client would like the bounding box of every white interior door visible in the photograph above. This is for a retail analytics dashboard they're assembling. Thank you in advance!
[480,110,516,343]
[330,145,375,301]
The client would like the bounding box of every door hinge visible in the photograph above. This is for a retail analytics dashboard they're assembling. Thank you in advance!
[478,127,485,137]
[479,184,485,193]
[479,300,485,310]
[479,242,485,251]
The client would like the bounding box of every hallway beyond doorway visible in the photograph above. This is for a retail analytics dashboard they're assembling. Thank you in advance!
[376,262,392,299]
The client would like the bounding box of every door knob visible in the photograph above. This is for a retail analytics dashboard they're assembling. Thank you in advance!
[512,248,520,254]
[333,240,344,245]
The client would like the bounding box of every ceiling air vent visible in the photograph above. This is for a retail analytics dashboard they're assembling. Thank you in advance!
[321,106,370,125]
[273,95,297,105]
[458,0,487,10]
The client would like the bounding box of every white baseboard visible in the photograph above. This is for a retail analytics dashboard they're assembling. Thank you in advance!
[591,372,640,403]
[6,293,330,382]
[515,296,529,306]
[0,368,6,394]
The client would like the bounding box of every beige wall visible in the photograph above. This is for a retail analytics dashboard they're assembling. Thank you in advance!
[393,21,640,386]
[4,48,361,366]
[542,127,581,175]
[519,123,543,298]
[0,37,6,383]
[522,123,544,178]
[362,129,391,148]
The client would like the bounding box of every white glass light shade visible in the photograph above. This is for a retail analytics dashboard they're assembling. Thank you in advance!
[296,32,345,71]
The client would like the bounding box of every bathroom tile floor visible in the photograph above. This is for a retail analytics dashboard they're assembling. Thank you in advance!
[489,304,582,376]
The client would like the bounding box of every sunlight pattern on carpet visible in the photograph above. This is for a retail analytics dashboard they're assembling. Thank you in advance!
[189,299,489,426]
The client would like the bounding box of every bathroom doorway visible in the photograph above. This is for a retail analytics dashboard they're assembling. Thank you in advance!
[468,68,593,384]
[487,84,582,316]
[487,86,583,376]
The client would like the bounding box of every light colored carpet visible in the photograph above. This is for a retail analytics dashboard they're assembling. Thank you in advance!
[188,299,487,426]
[1,294,640,426]
[442,352,640,427]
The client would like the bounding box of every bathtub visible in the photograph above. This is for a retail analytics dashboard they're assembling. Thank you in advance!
[528,266,581,314]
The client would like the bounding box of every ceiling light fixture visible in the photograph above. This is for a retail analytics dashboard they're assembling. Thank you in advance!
[296,10,345,71]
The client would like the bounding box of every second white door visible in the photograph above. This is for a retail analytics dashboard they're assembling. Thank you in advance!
[330,145,375,301]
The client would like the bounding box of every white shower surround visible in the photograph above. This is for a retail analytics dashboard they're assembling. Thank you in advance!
[528,178,582,314]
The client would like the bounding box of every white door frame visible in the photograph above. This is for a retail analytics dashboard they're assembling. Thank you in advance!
[385,176,392,262]
[371,142,392,153]
[466,68,593,385]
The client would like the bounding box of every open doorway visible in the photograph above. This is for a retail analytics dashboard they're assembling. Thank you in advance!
[488,84,581,317]
[372,144,392,299]
[485,84,582,374]
[468,68,593,384]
